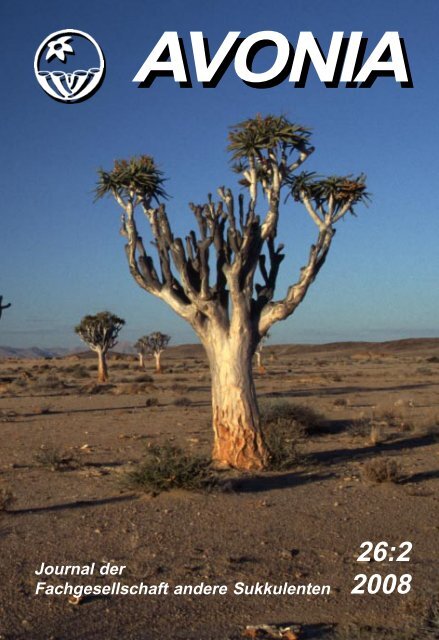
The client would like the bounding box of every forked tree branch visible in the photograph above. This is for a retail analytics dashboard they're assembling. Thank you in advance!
[96,116,368,346]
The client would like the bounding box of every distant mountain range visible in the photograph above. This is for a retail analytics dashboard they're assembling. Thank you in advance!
[0,341,137,359]
[0,338,438,360]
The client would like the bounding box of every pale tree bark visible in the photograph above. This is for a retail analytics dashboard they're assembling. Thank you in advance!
[138,352,145,368]
[202,326,268,470]
[154,351,162,373]
[255,350,265,374]
[96,348,108,383]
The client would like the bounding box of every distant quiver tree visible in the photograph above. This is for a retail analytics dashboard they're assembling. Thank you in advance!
[135,331,171,373]
[95,115,369,470]
[75,311,125,382]
[0,296,11,320]
[255,332,270,374]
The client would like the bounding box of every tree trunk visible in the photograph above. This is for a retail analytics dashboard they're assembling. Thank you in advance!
[138,353,145,368]
[97,349,108,383]
[154,352,162,373]
[255,351,266,374]
[205,333,269,471]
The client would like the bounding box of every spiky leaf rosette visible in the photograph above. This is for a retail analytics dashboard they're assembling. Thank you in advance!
[95,156,168,203]
[228,114,312,187]
[290,172,370,217]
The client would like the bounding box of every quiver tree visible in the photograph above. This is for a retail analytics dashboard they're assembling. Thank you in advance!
[134,337,147,369]
[75,311,125,382]
[255,332,270,374]
[135,332,171,373]
[96,116,368,470]
[0,296,11,320]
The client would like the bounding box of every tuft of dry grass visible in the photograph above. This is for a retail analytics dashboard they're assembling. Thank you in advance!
[369,423,383,446]
[32,404,53,415]
[34,446,80,472]
[132,373,154,383]
[0,484,15,512]
[173,396,192,407]
[362,457,403,483]
[332,623,415,640]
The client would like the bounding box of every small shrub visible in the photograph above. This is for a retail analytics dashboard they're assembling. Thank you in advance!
[169,383,190,393]
[261,400,324,436]
[333,623,414,640]
[173,396,192,407]
[424,600,439,635]
[369,423,383,445]
[79,382,115,395]
[263,422,302,470]
[0,485,15,511]
[125,443,213,494]
[333,398,348,407]
[417,367,433,376]
[65,365,90,379]
[44,374,61,384]
[145,397,159,407]
[362,458,402,483]
[426,356,439,363]
[0,410,17,422]
[118,382,153,395]
[35,446,79,472]
[33,405,52,415]
[260,401,319,470]
[133,373,154,383]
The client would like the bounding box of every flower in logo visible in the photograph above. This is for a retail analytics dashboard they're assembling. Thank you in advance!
[45,36,74,63]
[34,29,105,103]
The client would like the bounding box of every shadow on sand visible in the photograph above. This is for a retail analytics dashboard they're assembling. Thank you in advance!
[8,493,137,516]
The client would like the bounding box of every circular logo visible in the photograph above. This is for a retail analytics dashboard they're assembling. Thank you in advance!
[34,29,105,103]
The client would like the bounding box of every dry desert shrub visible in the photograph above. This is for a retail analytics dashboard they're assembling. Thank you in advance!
[79,382,115,395]
[145,396,159,407]
[132,373,154,383]
[0,484,15,512]
[417,366,434,376]
[32,404,52,415]
[261,400,324,436]
[169,382,190,393]
[125,442,213,494]
[404,596,439,638]
[35,446,80,472]
[362,457,403,484]
[0,409,17,422]
[368,423,384,445]
[263,423,303,470]
[173,396,192,407]
[349,417,371,438]
[332,624,415,640]
[373,406,406,426]
[117,382,154,395]
[31,376,68,392]
[111,361,131,370]
[260,401,321,470]
[64,365,90,379]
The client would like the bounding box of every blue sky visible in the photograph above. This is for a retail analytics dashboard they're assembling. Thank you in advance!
[1,0,438,347]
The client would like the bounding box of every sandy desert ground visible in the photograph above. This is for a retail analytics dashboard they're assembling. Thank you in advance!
[0,339,438,639]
